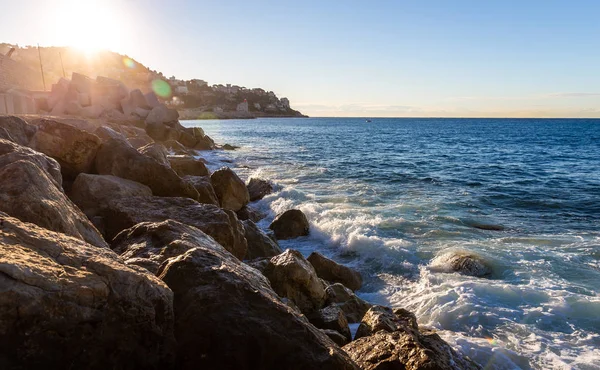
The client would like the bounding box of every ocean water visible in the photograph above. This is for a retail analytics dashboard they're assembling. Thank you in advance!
[183,118,600,370]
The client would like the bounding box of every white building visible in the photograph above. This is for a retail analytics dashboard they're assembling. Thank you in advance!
[236,100,249,112]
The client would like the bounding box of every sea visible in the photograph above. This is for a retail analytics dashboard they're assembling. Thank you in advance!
[182,117,600,370]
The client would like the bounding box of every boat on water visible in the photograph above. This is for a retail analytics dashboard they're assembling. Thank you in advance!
[365,119,372,122]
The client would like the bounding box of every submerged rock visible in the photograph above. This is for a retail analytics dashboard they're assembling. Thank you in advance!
[308,252,363,291]
[430,251,493,278]
[0,213,175,369]
[269,209,310,240]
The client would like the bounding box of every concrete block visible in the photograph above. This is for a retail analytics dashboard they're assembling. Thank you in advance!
[71,72,94,93]
[144,92,160,108]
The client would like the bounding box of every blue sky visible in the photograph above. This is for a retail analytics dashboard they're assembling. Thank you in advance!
[1,0,599,117]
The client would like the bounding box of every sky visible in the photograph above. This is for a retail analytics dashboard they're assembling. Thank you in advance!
[1,0,599,118]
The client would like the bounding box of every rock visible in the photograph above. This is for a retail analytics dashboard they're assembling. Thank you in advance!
[145,104,179,126]
[0,115,37,145]
[145,92,160,108]
[146,121,170,141]
[169,155,209,176]
[0,160,107,248]
[222,143,240,150]
[0,138,62,188]
[69,174,152,217]
[182,175,219,205]
[29,118,102,180]
[243,220,283,260]
[0,213,175,369]
[139,142,170,166]
[101,196,247,259]
[322,329,350,347]
[159,247,358,370]
[247,177,274,201]
[430,251,493,278]
[134,107,151,118]
[130,88,151,109]
[178,131,197,148]
[112,220,222,275]
[245,257,270,273]
[94,126,127,143]
[71,72,93,93]
[269,209,310,240]
[354,306,419,340]
[81,104,104,119]
[343,330,480,370]
[78,92,91,106]
[193,134,215,150]
[163,139,194,155]
[210,167,250,211]
[95,138,199,200]
[236,205,267,222]
[325,283,372,323]
[128,136,154,149]
[263,249,327,314]
[308,252,363,291]
[309,306,352,342]
[65,100,82,115]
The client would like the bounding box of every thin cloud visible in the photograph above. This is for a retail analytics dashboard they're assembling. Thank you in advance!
[548,92,600,98]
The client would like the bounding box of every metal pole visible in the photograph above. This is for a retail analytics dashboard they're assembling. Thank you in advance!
[37,44,46,91]
[59,51,66,78]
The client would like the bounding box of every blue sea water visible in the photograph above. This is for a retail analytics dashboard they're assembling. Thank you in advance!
[183,117,600,370]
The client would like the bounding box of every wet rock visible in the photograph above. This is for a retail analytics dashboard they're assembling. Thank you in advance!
[325,283,372,323]
[308,305,352,342]
[69,174,152,217]
[269,209,310,240]
[0,160,107,249]
[95,138,199,200]
[101,196,247,259]
[243,219,282,260]
[29,118,102,179]
[182,175,220,205]
[263,249,327,314]
[169,155,209,176]
[0,213,175,369]
[236,205,266,222]
[308,252,363,291]
[0,115,37,145]
[159,246,358,370]
[0,138,62,188]
[138,142,170,167]
[222,143,240,150]
[163,139,194,155]
[247,177,273,201]
[430,251,493,278]
[354,306,418,340]
[211,167,250,211]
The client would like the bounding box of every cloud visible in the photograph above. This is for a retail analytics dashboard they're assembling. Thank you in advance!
[547,92,600,98]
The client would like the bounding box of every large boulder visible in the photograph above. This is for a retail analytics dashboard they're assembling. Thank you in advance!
[101,196,247,259]
[263,249,327,314]
[430,251,493,278]
[169,155,209,176]
[0,138,62,188]
[112,220,221,275]
[139,142,170,166]
[243,219,282,260]
[247,178,273,201]
[308,252,363,291]
[183,175,220,205]
[145,104,179,126]
[354,306,418,340]
[0,160,107,249]
[0,213,175,369]
[325,283,372,323]
[0,115,37,145]
[93,126,128,143]
[28,118,102,179]
[211,167,250,211]
[236,205,266,222]
[159,247,358,370]
[269,209,310,240]
[308,305,352,343]
[95,138,199,200]
[69,174,152,217]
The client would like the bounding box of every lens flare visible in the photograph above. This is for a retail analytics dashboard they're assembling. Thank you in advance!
[485,337,499,346]
[123,57,135,69]
[152,79,172,98]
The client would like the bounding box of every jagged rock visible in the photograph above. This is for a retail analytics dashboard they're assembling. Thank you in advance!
[169,155,209,176]
[325,283,372,323]
[263,249,327,314]
[247,178,273,201]
[146,121,170,141]
[193,134,215,150]
[95,138,199,200]
[101,196,247,259]
[308,252,363,291]
[69,174,152,217]
[308,306,352,342]
[163,139,194,155]
[159,247,358,370]
[0,138,62,188]
[29,118,102,179]
[211,167,250,211]
[245,257,270,273]
[139,142,170,166]
[130,89,151,109]
[344,329,480,370]
[0,160,107,249]
[269,209,310,240]
[178,131,197,148]
[222,143,240,150]
[0,213,175,369]
[243,220,282,260]
[182,175,219,205]
[354,306,419,340]
[322,329,350,347]
[112,220,222,275]
[145,92,160,108]
[134,107,151,118]
[145,104,179,126]
[0,115,37,145]
[430,251,493,278]
[236,205,266,222]
[94,126,127,143]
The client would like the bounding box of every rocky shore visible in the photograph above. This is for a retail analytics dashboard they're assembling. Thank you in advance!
[0,108,481,368]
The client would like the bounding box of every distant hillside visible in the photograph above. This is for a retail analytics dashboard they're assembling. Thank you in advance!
[0,44,304,118]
